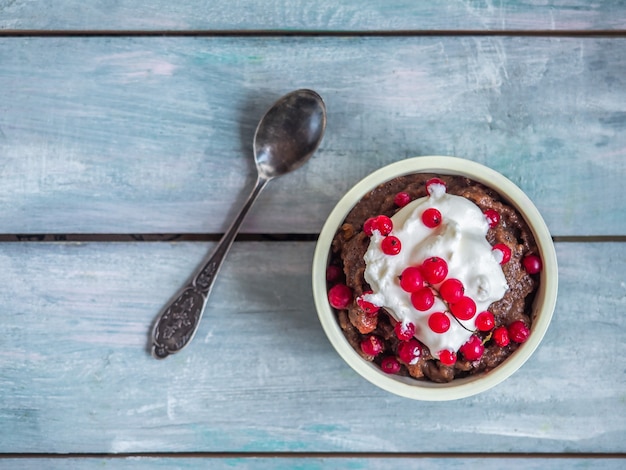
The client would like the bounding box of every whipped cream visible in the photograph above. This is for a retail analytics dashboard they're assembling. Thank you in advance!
[363,183,508,358]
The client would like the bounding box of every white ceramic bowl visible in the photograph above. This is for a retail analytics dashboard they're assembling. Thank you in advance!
[312,156,558,400]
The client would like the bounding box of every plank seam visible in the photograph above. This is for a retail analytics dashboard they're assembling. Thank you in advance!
[0,30,625,38]
[0,234,624,243]
[0,233,320,242]
[0,452,625,459]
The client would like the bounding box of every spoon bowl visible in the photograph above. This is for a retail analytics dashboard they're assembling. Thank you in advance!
[254,89,326,179]
[151,89,326,359]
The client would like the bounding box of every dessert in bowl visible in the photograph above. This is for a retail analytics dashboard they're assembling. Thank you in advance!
[312,156,558,400]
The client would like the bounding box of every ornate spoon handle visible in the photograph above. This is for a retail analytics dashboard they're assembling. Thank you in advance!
[151,176,269,358]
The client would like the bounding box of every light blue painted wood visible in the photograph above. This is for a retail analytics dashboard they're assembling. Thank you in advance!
[0,241,624,453]
[0,37,624,235]
[0,457,625,470]
[1,0,625,31]
[0,0,623,465]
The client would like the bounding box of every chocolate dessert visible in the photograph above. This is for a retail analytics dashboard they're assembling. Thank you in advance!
[326,173,542,383]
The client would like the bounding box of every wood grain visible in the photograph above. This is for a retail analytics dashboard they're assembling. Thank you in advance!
[2,0,624,463]
[1,457,625,469]
[1,0,625,32]
[1,241,624,454]
[1,37,624,236]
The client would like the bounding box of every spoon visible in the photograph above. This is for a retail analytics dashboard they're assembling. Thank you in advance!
[151,89,327,359]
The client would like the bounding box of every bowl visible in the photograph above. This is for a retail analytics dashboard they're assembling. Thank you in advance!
[312,156,558,400]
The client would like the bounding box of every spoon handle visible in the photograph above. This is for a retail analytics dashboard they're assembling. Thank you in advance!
[151,176,269,359]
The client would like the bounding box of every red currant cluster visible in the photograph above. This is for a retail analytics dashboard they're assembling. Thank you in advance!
[363,214,401,255]
[358,251,533,370]
[397,255,478,366]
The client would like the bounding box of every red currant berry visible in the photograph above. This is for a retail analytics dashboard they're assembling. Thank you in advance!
[326,264,341,283]
[373,215,393,236]
[450,296,477,321]
[421,208,442,228]
[523,254,543,274]
[428,312,450,333]
[420,256,448,285]
[399,266,424,293]
[484,209,501,228]
[459,335,485,361]
[508,320,530,343]
[360,335,384,356]
[397,339,422,364]
[493,326,510,347]
[381,236,401,255]
[493,243,512,264]
[475,311,495,331]
[394,191,411,208]
[380,356,401,374]
[426,177,446,195]
[438,350,457,366]
[363,217,376,236]
[394,320,416,341]
[439,278,465,304]
[410,287,435,311]
[356,291,380,316]
[327,283,352,309]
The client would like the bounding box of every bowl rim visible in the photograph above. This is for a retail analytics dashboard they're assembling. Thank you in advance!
[312,156,558,400]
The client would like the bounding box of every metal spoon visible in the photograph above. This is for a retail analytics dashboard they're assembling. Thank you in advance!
[151,89,327,359]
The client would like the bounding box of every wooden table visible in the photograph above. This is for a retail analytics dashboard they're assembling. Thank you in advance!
[1,1,625,468]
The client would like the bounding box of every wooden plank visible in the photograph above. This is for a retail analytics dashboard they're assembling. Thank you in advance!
[0,37,624,236]
[1,0,625,31]
[0,457,625,470]
[0,241,624,453]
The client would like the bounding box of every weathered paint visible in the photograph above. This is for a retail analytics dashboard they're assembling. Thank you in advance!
[0,242,624,453]
[0,37,624,235]
[0,0,624,465]
[1,0,625,31]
